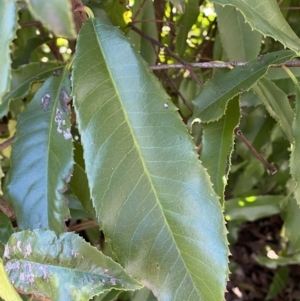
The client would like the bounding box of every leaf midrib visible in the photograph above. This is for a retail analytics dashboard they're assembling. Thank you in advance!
[91,20,202,297]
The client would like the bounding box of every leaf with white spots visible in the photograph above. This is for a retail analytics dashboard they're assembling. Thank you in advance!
[3,230,141,301]
[7,68,73,233]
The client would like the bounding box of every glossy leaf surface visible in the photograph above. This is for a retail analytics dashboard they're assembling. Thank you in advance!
[0,259,22,301]
[215,4,261,61]
[0,0,18,103]
[7,69,73,232]
[3,230,141,301]
[211,0,300,55]
[25,0,76,39]
[192,50,294,123]
[201,96,240,202]
[0,62,64,118]
[73,18,228,301]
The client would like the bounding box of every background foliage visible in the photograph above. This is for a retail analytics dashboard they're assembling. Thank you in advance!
[1,0,300,300]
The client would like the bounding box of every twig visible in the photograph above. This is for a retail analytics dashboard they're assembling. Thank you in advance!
[131,0,149,23]
[129,24,203,87]
[234,128,277,175]
[150,60,300,70]
[0,197,16,221]
[68,220,99,232]
[20,21,42,28]
[0,135,15,151]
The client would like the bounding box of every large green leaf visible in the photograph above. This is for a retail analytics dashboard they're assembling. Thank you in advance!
[0,62,64,118]
[175,0,199,57]
[25,0,76,39]
[201,96,240,202]
[0,259,22,301]
[73,18,228,301]
[252,77,294,143]
[215,4,261,61]
[210,0,300,55]
[7,68,73,232]
[3,230,142,301]
[192,50,294,123]
[0,0,18,103]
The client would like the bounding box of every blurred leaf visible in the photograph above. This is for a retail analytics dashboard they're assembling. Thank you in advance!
[284,68,300,206]
[175,0,199,56]
[201,96,240,202]
[225,195,283,222]
[256,253,300,268]
[0,62,64,118]
[67,193,91,220]
[252,77,294,143]
[7,68,73,232]
[73,18,229,301]
[102,0,127,28]
[265,266,289,300]
[94,290,120,301]
[129,0,158,65]
[266,67,300,81]
[215,4,261,61]
[0,258,22,301]
[0,212,14,246]
[131,287,157,301]
[211,0,300,55]
[12,36,51,68]
[25,0,76,39]
[168,0,185,13]
[3,230,142,301]
[192,50,294,123]
[0,0,18,103]
[178,78,200,117]
[69,142,95,218]
[283,197,300,253]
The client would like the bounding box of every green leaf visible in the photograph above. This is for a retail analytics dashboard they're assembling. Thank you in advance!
[265,267,289,301]
[211,0,300,55]
[25,0,76,39]
[0,62,64,118]
[225,195,283,222]
[73,18,229,301]
[69,143,95,218]
[7,68,73,233]
[266,67,300,81]
[0,0,18,103]
[215,4,261,61]
[0,212,14,247]
[201,96,240,202]
[175,0,199,57]
[3,230,142,301]
[102,0,127,28]
[284,68,300,206]
[192,50,294,123]
[252,77,294,143]
[0,259,22,301]
[283,198,300,253]
[128,0,158,65]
